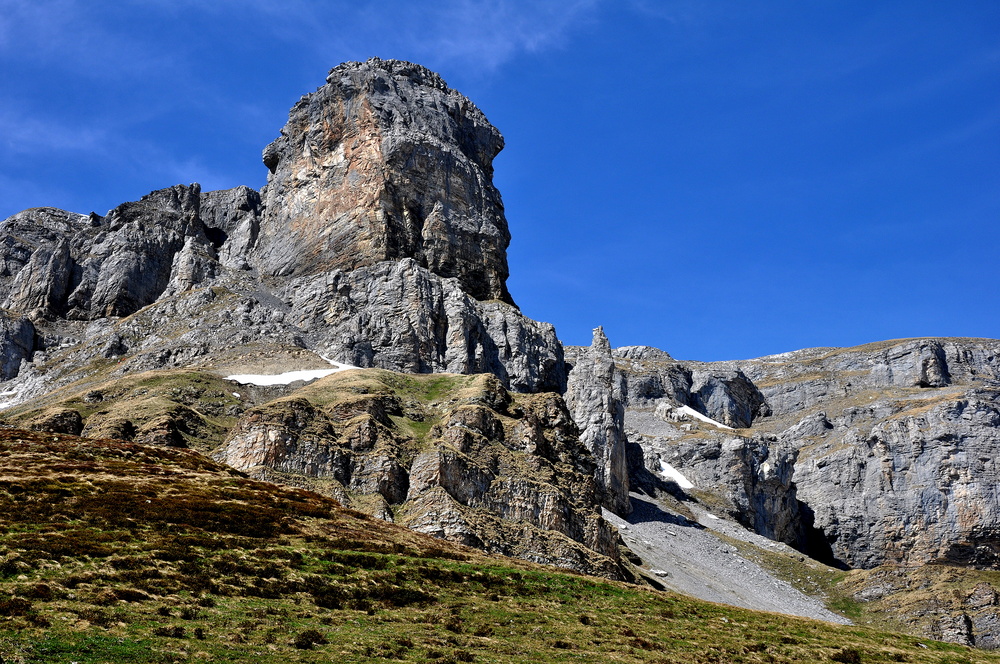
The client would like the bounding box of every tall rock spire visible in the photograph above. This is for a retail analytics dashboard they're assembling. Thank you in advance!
[565,326,631,516]
[255,58,514,304]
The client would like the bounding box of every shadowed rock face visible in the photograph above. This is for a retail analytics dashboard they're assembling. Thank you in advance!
[256,58,512,304]
[0,312,35,380]
[0,185,206,320]
[613,346,771,429]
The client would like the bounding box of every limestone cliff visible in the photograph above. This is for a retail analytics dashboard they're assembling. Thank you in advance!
[256,58,512,304]
[743,339,1000,569]
[564,328,630,516]
[1,186,205,320]
[622,338,1000,571]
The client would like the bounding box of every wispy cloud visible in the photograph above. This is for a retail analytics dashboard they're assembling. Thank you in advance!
[127,0,603,73]
[362,0,602,70]
[0,0,606,214]
[0,107,108,155]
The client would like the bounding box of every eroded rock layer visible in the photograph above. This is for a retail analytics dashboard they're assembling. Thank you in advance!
[621,338,1000,570]
[213,369,623,578]
[256,58,512,304]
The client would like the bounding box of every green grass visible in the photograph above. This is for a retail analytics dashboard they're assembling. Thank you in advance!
[390,415,436,444]
[2,428,1000,663]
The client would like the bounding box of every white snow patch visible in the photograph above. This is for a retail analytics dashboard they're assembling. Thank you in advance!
[676,404,734,430]
[226,357,359,386]
[659,460,695,489]
[0,390,19,411]
[705,513,719,520]
[232,393,241,398]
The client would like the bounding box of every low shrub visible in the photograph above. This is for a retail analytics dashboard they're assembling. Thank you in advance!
[831,647,863,664]
[0,598,33,616]
[153,625,185,638]
[293,629,328,650]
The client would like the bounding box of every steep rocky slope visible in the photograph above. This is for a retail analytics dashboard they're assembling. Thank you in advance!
[618,336,1000,646]
[2,363,624,579]
[214,369,623,578]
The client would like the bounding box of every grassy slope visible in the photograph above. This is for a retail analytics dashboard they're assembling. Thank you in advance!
[0,430,997,663]
[1,369,247,453]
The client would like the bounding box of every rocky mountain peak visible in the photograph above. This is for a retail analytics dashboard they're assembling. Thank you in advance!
[0,59,564,396]
[256,57,512,304]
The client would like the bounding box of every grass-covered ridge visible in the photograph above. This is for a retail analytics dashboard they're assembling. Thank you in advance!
[1,429,999,663]
[1,369,247,452]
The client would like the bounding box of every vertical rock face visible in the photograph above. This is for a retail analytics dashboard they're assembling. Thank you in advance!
[0,208,85,318]
[199,185,261,270]
[256,58,512,304]
[719,436,803,548]
[0,312,35,380]
[283,259,565,392]
[565,327,630,516]
[689,369,771,428]
[788,385,1000,569]
[687,338,1000,570]
[619,338,1000,571]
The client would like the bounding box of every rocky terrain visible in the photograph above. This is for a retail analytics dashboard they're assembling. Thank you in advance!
[0,58,618,582]
[214,369,623,578]
[0,58,564,405]
[617,336,1000,647]
[3,56,1000,653]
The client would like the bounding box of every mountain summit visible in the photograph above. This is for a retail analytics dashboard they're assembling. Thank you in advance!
[257,58,513,304]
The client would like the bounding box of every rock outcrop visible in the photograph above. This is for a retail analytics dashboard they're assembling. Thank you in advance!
[740,338,1000,417]
[214,369,623,578]
[565,328,630,516]
[282,258,564,392]
[256,58,512,304]
[614,346,770,429]
[842,567,1000,649]
[1,186,208,320]
[0,312,35,380]
[0,59,585,574]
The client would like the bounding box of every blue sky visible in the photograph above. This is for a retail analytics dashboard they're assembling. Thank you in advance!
[1,1,997,360]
